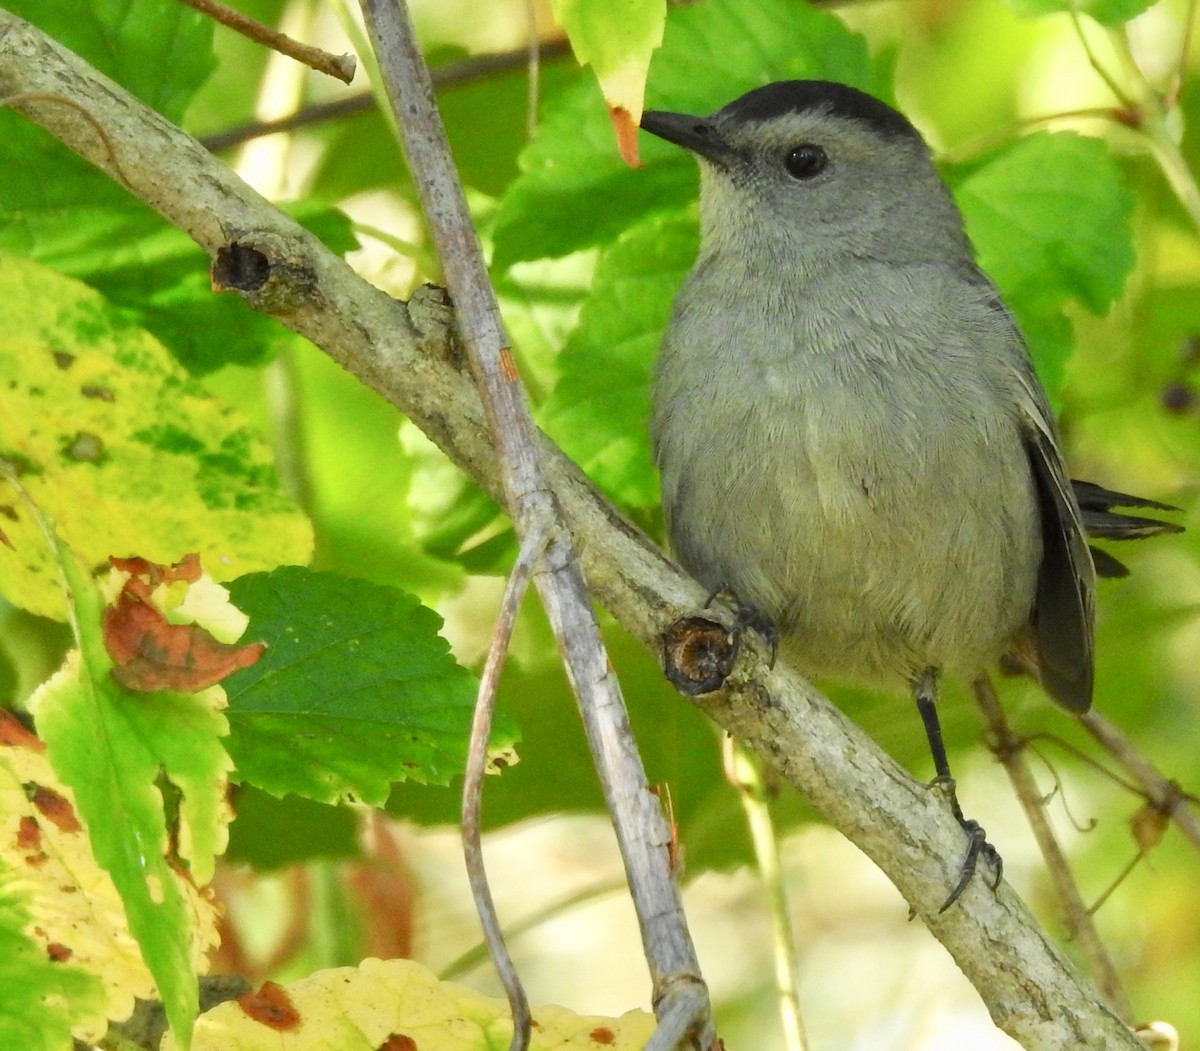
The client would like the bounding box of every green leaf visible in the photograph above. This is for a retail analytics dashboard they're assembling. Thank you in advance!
[539,212,697,507]
[223,568,506,806]
[0,254,313,620]
[953,133,1135,314]
[0,1,213,244]
[0,862,106,1051]
[29,541,232,1048]
[1004,0,1155,28]
[494,0,883,267]
[950,132,1135,393]
[0,125,357,375]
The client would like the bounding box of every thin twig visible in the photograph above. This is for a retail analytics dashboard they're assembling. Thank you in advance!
[1166,0,1195,105]
[199,40,571,153]
[1087,847,1148,916]
[1166,0,1199,107]
[972,675,1132,1021]
[1080,711,1200,852]
[523,0,540,140]
[723,737,808,1051]
[1069,10,1138,111]
[461,521,547,1051]
[938,107,1134,166]
[1024,732,1152,799]
[354,1,714,1047]
[202,93,372,151]
[177,0,356,83]
[0,92,132,187]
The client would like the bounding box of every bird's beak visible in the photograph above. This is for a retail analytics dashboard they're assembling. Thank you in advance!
[640,110,735,167]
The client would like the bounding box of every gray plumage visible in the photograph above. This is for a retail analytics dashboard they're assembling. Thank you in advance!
[643,81,1096,713]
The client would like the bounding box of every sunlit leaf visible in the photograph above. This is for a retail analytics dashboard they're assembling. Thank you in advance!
[24,538,232,1046]
[0,710,218,1045]
[552,0,667,164]
[161,958,655,1051]
[4,0,214,121]
[953,133,1135,315]
[539,212,696,507]
[951,132,1135,395]
[0,254,313,620]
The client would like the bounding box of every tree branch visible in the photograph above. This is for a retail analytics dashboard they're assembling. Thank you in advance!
[199,40,572,153]
[973,674,1131,1020]
[0,12,1143,1049]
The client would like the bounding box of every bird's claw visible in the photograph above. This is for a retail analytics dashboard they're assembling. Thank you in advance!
[927,777,1003,911]
[704,587,779,666]
[939,818,1002,912]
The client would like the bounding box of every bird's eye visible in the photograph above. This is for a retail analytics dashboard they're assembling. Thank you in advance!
[784,143,827,180]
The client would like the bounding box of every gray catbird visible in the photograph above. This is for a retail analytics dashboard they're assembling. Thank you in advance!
[641,81,1179,908]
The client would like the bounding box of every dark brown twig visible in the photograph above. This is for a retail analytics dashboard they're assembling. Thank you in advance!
[177,0,356,83]
[198,40,572,153]
[461,521,546,1049]
[1080,711,1200,852]
[972,674,1131,1020]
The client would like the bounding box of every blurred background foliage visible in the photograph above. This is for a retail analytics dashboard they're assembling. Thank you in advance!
[3,0,1200,1047]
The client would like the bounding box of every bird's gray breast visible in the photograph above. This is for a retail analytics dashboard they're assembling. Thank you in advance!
[651,259,1041,685]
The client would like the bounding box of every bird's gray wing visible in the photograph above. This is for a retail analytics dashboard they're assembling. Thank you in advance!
[970,277,1096,711]
[1013,363,1096,713]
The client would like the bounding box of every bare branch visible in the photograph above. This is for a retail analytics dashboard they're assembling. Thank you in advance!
[461,521,547,1051]
[199,40,573,153]
[355,1,713,1045]
[0,13,1148,1048]
[1080,710,1200,852]
[973,674,1131,1020]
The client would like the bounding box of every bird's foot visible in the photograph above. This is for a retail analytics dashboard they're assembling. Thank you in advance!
[704,587,779,667]
[929,776,1003,912]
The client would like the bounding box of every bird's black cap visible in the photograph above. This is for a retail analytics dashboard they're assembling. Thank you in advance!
[718,81,921,142]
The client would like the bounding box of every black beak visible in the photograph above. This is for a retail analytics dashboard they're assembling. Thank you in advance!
[640,110,734,166]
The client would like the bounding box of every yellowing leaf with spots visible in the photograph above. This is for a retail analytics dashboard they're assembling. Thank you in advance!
[163,958,655,1051]
[0,252,312,620]
[0,711,219,1045]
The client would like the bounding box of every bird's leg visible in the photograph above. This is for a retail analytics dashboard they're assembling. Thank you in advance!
[911,668,1002,911]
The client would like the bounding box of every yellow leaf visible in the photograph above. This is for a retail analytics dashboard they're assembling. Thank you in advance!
[0,252,312,620]
[164,957,656,1051]
[551,0,666,164]
[0,712,219,1042]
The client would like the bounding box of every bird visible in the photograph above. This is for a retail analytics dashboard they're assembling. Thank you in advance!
[640,80,1180,909]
